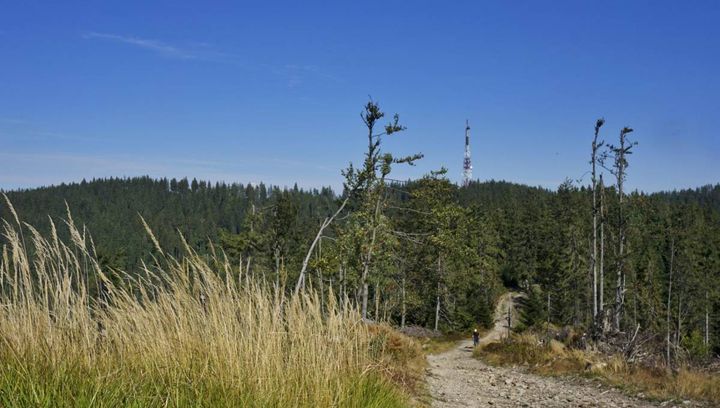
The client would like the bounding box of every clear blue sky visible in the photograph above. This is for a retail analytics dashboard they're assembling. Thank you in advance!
[1,1,718,192]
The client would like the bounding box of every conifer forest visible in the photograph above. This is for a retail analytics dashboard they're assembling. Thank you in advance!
[4,102,719,362]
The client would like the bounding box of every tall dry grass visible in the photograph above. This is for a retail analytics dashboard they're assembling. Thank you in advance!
[0,197,406,407]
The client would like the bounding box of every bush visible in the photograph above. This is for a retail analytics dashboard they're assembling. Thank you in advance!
[682,330,710,363]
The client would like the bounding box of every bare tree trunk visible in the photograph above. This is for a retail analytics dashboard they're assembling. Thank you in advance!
[274,247,280,290]
[434,282,441,332]
[318,271,325,314]
[590,119,604,323]
[280,256,285,287]
[383,298,388,322]
[318,239,324,313]
[592,173,598,321]
[248,204,255,284]
[600,175,606,321]
[615,223,624,331]
[342,265,347,304]
[614,175,626,332]
[361,281,370,320]
[547,291,551,328]
[633,271,638,329]
[665,253,675,367]
[706,289,710,346]
[374,282,380,321]
[339,264,345,310]
[295,197,349,296]
[612,127,633,332]
[246,256,252,284]
[677,291,682,349]
[238,256,244,287]
[434,257,442,332]
[361,195,383,320]
[507,301,512,339]
[401,275,407,328]
[588,239,594,324]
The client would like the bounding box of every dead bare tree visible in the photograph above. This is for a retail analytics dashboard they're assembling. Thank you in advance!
[604,126,636,332]
[401,274,407,328]
[591,118,605,324]
[434,256,442,331]
[294,197,349,296]
[666,236,675,365]
[599,173,606,330]
[705,288,710,347]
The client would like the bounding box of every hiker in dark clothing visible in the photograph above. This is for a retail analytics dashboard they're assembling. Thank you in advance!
[472,329,480,347]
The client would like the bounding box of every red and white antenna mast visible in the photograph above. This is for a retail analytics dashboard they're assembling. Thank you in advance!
[463,120,472,187]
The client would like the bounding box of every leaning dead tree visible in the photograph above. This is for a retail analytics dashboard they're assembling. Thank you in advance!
[294,197,349,296]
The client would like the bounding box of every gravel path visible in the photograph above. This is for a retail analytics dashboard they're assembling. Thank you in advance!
[426,293,664,408]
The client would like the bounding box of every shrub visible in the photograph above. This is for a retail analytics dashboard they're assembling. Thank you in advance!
[682,330,710,363]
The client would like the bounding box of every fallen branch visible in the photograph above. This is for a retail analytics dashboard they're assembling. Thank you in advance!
[624,324,641,361]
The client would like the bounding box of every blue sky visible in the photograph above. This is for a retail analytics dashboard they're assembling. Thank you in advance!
[1,1,718,192]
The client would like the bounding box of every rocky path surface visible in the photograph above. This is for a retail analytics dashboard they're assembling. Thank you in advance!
[426,293,662,407]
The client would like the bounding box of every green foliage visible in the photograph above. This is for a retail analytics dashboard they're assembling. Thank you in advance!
[683,330,710,363]
[519,285,548,330]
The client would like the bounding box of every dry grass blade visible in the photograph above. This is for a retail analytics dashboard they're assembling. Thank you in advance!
[0,202,409,407]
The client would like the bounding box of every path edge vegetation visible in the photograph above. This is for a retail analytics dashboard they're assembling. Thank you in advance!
[473,315,720,405]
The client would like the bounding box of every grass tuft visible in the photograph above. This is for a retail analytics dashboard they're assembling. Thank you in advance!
[0,201,410,407]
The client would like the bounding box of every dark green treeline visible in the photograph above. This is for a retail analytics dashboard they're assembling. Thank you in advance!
[2,177,719,355]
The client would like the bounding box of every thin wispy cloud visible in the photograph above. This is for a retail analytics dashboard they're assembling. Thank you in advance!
[83,32,198,59]
[81,32,341,87]
[82,32,252,66]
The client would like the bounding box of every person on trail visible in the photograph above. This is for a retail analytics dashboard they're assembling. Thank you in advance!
[472,328,480,347]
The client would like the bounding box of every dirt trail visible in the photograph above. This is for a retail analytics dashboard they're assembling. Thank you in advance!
[425,292,660,407]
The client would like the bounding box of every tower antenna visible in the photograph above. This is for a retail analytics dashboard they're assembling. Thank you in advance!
[463,120,472,187]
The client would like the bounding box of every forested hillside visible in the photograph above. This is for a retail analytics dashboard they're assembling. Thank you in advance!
[4,175,719,355]
[3,177,337,274]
